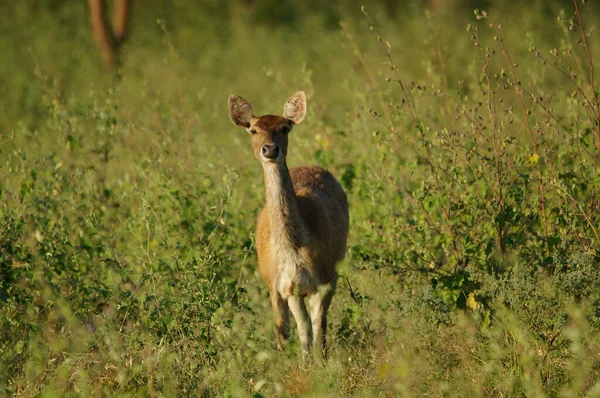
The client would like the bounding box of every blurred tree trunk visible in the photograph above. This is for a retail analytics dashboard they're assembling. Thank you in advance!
[88,0,130,67]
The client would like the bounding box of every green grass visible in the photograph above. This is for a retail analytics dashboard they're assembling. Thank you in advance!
[1,0,600,396]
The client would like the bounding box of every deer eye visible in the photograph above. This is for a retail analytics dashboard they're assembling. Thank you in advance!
[281,126,290,134]
[250,129,257,135]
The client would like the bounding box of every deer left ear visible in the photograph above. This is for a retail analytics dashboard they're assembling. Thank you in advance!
[229,95,254,128]
[283,91,306,124]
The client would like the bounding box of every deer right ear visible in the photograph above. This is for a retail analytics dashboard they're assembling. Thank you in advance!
[228,95,254,128]
[283,91,306,124]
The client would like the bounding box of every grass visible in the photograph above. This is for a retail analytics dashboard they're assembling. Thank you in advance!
[1,0,600,396]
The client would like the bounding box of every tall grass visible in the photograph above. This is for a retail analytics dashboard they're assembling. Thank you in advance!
[1,1,599,396]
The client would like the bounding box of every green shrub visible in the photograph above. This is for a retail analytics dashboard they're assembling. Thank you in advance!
[1,0,599,396]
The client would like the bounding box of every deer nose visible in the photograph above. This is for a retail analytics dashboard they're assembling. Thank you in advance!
[261,144,280,160]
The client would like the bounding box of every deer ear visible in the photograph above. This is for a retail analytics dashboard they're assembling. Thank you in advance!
[228,95,254,128]
[283,91,306,124]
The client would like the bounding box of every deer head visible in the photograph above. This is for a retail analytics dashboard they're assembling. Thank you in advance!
[228,92,306,164]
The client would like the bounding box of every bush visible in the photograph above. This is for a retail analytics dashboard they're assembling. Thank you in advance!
[1,0,599,396]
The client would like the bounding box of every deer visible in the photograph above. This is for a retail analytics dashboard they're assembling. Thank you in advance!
[228,92,349,359]
[88,0,130,66]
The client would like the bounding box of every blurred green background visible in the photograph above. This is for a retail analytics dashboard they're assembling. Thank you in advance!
[0,0,591,140]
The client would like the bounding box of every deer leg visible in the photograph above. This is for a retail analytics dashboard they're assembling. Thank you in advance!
[288,295,312,357]
[270,291,289,350]
[112,0,129,45]
[88,0,115,66]
[309,273,337,359]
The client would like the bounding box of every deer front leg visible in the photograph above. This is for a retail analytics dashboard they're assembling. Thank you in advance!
[288,295,312,357]
[88,0,115,66]
[270,291,289,350]
[112,0,129,44]
[309,274,337,359]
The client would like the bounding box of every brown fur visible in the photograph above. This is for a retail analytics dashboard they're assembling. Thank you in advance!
[88,0,129,66]
[228,92,349,356]
[256,165,349,291]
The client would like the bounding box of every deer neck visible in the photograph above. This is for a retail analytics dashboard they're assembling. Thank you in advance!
[263,161,306,248]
